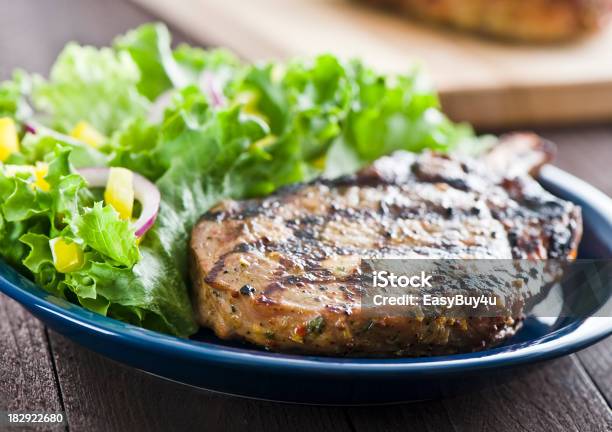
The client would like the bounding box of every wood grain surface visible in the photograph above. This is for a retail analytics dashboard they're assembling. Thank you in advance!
[131,0,612,129]
[0,297,63,419]
[0,1,610,431]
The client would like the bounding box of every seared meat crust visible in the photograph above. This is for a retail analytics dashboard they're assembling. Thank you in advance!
[190,134,582,356]
[363,0,612,42]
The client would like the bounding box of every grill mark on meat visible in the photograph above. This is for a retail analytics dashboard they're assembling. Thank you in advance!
[211,188,487,224]
[207,235,507,290]
[204,249,237,287]
[204,240,268,288]
[205,173,577,286]
[247,187,487,240]
[263,271,366,298]
[212,205,495,259]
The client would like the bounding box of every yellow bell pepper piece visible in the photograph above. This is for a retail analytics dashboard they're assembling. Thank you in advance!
[2,163,50,191]
[104,167,134,220]
[33,162,50,191]
[0,117,20,162]
[50,238,85,273]
[70,121,105,148]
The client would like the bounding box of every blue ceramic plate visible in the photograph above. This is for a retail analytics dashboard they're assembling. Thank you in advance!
[1,165,611,404]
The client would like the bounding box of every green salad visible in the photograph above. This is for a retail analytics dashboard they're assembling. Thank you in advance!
[0,23,486,337]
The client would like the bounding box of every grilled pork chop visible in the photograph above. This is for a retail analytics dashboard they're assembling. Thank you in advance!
[190,134,582,356]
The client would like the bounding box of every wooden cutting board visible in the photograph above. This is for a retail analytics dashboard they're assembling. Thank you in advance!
[132,0,612,128]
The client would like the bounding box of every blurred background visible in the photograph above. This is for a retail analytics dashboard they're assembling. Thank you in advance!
[0,0,610,195]
[131,0,612,129]
[0,0,190,78]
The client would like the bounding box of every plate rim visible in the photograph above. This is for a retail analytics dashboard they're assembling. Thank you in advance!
[1,165,611,377]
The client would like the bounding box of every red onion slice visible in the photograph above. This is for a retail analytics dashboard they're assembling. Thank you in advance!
[24,122,37,134]
[77,167,161,237]
[199,71,226,108]
[25,120,96,148]
[147,71,227,122]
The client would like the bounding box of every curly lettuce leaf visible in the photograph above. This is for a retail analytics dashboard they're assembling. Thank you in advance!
[2,176,51,222]
[0,145,196,337]
[232,55,479,178]
[342,61,475,161]
[32,43,149,134]
[20,232,54,273]
[107,117,163,180]
[114,23,187,100]
[65,247,197,335]
[0,217,35,271]
[21,129,109,168]
[0,71,32,120]
[72,202,140,267]
[173,44,240,89]
[19,232,64,297]
[114,22,240,101]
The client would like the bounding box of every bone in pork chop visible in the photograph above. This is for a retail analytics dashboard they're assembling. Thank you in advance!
[189,133,582,356]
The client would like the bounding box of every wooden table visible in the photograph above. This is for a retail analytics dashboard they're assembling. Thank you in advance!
[0,1,610,431]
